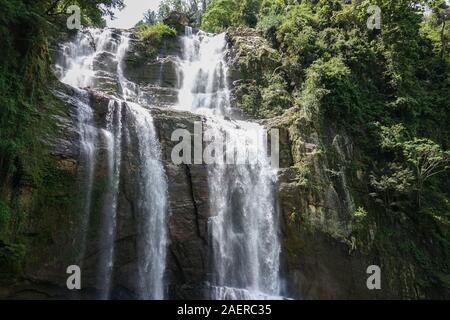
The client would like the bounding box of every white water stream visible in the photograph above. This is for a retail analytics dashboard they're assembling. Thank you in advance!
[57,28,169,300]
[55,25,283,300]
[176,27,282,299]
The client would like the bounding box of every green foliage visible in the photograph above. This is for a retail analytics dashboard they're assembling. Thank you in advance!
[238,0,261,28]
[370,162,416,210]
[0,241,26,274]
[0,201,11,239]
[0,0,124,183]
[157,0,207,26]
[215,0,450,296]
[403,138,449,175]
[298,57,352,119]
[201,0,238,32]
[260,74,292,117]
[44,0,124,27]
[0,0,123,277]
[276,2,319,66]
[354,207,368,220]
[427,1,449,59]
[134,22,177,59]
[142,9,158,25]
[201,0,261,32]
[136,22,177,42]
[158,0,188,20]
[378,124,450,206]
[256,0,285,46]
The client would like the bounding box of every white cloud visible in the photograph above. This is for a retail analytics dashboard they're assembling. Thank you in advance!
[105,0,162,29]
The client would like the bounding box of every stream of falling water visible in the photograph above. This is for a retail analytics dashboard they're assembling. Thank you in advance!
[56,28,111,267]
[56,28,169,299]
[98,98,122,299]
[176,27,282,300]
[55,25,282,300]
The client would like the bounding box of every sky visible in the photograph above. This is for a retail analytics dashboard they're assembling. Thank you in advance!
[105,0,163,29]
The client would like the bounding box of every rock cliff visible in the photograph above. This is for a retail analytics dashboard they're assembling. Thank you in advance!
[0,27,435,300]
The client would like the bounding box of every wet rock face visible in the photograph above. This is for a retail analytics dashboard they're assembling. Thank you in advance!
[2,29,213,299]
[163,11,190,34]
[267,111,424,299]
[81,91,213,299]
[0,84,212,299]
[123,40,181,108]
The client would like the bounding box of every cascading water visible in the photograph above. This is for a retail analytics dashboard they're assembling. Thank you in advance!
[56,28,169,300]
[55,24,282,300]
[115,33,170,299]
[176,27,282,300]
[57,28,113,88]
[98,98,122,299]
[53,88,97,265]
[177,27,230,115]
[126,102,169,300]
[56,28,114,265]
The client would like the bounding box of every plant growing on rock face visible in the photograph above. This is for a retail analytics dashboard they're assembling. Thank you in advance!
[289,207,299,223]
[353,206,368,222]
[370,163,416,211]
[136,22,177,43]
[402,138,450,206]
[134,22,177,60]
[298,57,350,120]
[260,73,292,117]
[378,124,450,207]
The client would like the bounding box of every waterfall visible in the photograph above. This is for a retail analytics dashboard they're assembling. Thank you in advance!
[56,28,169,299]
[115,32,170,299]
[55,25,282,300]
[177,31,230,115]
[116,32,139,101]
[126,102,169,300]
[98,98,122,299]
[58,28,113,88]
[176,28,282,300]
[53,88,97,266]
[56,29,114,264]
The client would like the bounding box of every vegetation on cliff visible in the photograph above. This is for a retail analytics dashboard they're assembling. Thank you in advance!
[204,0,450,297]
[134,22,177,59]
[0,0,123,278]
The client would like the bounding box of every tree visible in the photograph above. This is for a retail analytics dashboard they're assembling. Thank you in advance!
[237,0,261,28]
[379,124,450,207]
[158,0,186,20]
[201,0,237,32]
[201,0,261,32]
[185,0,203,25]
[370,163,415,212]
[157,0,206,26]
[44,0,125,25]
[143,9,158,25]
[430,0,450,58]
[403,138,450,206]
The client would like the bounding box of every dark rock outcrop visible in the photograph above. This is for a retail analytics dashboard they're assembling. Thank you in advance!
[163,12,190,34]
